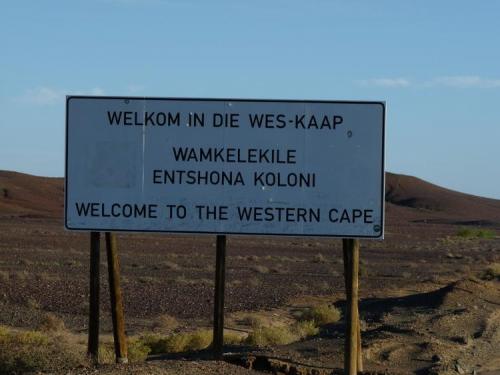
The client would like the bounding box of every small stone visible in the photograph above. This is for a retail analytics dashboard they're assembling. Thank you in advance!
[455,362,465,374]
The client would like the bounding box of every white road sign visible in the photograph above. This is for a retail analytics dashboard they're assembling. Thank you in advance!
[65,97,385,238]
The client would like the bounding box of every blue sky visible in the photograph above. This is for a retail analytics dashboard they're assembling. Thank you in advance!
[1,1,500,198]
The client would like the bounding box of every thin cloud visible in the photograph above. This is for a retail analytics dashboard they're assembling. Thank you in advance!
[87,87,105,96]
[126,84,146,94]
[357,78,411,88]
[357,76,500,89]
[432,75,500,88]
[21,87,64,105]
[19,87,105,105]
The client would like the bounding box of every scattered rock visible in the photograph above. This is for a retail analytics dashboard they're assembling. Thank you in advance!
[454,361,465,374]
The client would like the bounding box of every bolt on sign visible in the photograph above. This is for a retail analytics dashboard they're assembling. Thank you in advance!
[65,97,385,238]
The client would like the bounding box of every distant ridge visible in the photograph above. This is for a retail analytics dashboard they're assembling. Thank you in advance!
[0,170,63,218]
[1,170,499,226]
[385,172,500,226]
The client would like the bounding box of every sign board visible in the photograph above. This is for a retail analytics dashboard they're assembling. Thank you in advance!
[65,97,385,238]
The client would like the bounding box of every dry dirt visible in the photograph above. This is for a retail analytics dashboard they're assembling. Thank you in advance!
[0,170,499,374]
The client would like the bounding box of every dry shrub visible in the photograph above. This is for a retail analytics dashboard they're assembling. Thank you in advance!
[38,272,60,283]
[153,314,179,332]
[270,265,288,274]
[138,276,156,284]
[39,313,66,332]
[456,227,495,239]
[313,253,326,263]
[188,329,213,351]
[0,326,83,373]
[229,279,243,287]
[401,271,412,279]
[224,331,245,345]
[298,304,341,325]
[248,277,261,287]
[174,275,195,284]
[197,278,213,286]
[140,329,213,354]
[245,325,296,347]
[161,261,181,270]
[124,339,152,362]
[294,320,319,338]
[251,265,269,274]
[25,297,40,310]
[245,320,318,347]
[0,271,9,282]
[99,339,150,364]
[241,314,266,328]
[479,263,500,281]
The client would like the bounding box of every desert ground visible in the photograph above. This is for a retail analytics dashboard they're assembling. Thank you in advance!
[0,170,499,374]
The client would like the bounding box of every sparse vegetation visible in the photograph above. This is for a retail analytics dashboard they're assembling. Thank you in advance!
[293,283,309,293]
[2,188,9,198]
[296,304,341,325]
[140,329,213,354]
[248,276,261,287]
[479,263,500,281]
[161,261,182,270]
[313,253,327,263]
[224,331,245,345]
[241,314,266,328]
[39,313,66,332]
[245,325,296,346]
[294,320,320,338]
[0,326,84,373]
[270,265,288,274]
[228,279,243,287]
[153,314,179,332]
[38,272,60,282]
[456,227,496,239]
[251,265,269,274]
[245,320,319,347]
[99,338,150,363]
[25,297,40,310]
[174,275,212,286]
[138,276,157,284]
[0,271,9,282]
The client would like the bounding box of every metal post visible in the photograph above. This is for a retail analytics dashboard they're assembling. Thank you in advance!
[105,232,128,364]
[343,239,361,375]
[88,232,100,361]
[213,235,227,359]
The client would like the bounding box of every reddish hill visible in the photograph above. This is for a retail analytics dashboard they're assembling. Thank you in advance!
[385,172,500,226]
[0,170,499,226]
[0,170,63,218]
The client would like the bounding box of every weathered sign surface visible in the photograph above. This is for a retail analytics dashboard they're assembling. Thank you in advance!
[65,97,385,238]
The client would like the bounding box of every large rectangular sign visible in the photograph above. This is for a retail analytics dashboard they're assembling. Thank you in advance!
[65,97,385,238]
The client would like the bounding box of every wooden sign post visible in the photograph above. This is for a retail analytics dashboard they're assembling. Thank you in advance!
[343,239,363,375]
[87,232,128,364]
[87,232,101,361]
[212,235,227,359]
[105,232,128,363]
